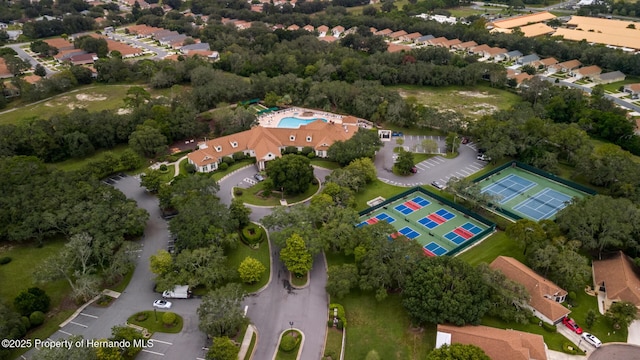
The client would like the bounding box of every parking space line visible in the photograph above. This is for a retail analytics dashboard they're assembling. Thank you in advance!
[59,330,73,336]
[457,170,470,175]
[79,313,98,318]
[455,172,467,177]
[69,321,88,328]
[151,339,173,345]
[141,349,165,356]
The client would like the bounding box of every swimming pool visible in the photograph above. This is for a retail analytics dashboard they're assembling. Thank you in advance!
[277,117,327,128]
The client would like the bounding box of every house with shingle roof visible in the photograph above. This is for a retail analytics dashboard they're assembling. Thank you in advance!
[570,65,602,79]
[516,54,540,65]
[594,71,625,84]
[593,251,640,311]
[188,120,357,172]
[623,83,640,96]
[389,30,408,40]
[317,25,330,36]
[451,40,477,51]
[491,256,570,324]
[549,59,581,73]
[415,35,435,45]
[496,49,523,62]
[436,324,548,360]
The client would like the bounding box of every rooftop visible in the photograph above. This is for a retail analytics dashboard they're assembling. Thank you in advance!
[490,11,556,29]
[593,251,640,307]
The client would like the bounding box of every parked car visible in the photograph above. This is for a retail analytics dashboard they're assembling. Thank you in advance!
[431,181,445,190]
[477,154,491,161]
[581,333,601,348]
[254,174,265,182]
[461,137,469,144]
[153,300,172,309]
[410,166,418,173]
[562,317,583,334]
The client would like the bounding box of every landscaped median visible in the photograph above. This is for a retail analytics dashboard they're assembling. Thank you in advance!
[275,329,304,360]
[127,310,183,335]
[323,304,345,360]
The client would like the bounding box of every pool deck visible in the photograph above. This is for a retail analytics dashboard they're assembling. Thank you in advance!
[257,107,371,129]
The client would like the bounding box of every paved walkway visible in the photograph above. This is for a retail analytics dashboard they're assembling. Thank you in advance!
[547,350,587,360]
[628,320,640,346]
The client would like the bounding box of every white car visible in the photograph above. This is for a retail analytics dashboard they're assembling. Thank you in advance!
[581,332,601,348]
[153,300,172,309]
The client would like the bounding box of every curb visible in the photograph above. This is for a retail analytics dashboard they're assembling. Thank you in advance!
[272,328,305,360]
[237,324,257,359]
[218,164,254,184]
[248,222,273,296]
[231,175,324,209]
[289,271,310,289]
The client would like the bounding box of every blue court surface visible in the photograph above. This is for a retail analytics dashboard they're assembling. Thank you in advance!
[424,242,448,256]
[398,226,420,239]
[481,174,537,204]
[418,217,440,229]
[461,222,483,235]
[513,188,572,221]
[435,208,455,220]
[394,204,414,215]
[356,212,396,227]
[411,196,430,207]
[444,232,467,245]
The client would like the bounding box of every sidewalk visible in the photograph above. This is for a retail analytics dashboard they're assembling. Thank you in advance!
[238,324,257,359]
[628,320,640,346]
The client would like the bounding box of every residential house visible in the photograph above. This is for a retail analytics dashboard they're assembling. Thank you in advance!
[286,24,300,31]
[549,59,581,73]
[317,25,329,37]
[496,50,523,62]
[250,4,263,12]
[623,83,640,97]
[428,37,449,47]
[485,47,507,59]
[570,65,602,79]
[490,256,570,324]
[388,30,408,40]
[400,32,422,42]
[436,324,548,360]
[414,35,435,45]
[374,28,393,37]
[22,75,42,85]
[181,43,211,52]
[450,41,476,52]
[469,44,491,57]
[594,71,625,84]
[6,30,22,41]
[516,54,541,66]
[319,36,338,43]
[44,38,75,51]
[187,120,357,172]
[69,53,98,65]
[0,22,7,29]
[593,251,640,311]
[441,38,462,49]
[54,49,87,63]
[331,26,345,37]
[303,25,314,32]
[127,24,163,38]
[531,57,558,70]
[387,43,412,53]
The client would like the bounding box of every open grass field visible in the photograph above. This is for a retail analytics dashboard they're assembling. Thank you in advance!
[354,180,405,211]
[456,231,524,265]
[50,145,132,172]
[324,328,343,359]
[233,181,319,206]
[225,230,270,293]
[391,85,521,120]
[448,6,503,18]
[601,75,640,92]
[0,85,186,125]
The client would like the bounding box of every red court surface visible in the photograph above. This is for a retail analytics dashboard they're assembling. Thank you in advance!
[405,201,420,210]
[422,248,436,257]
[367,218,379,224]
[454,228,473,239]
[428,213,446,224]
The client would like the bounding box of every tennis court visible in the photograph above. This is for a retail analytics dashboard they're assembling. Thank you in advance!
[358,189,492,257]
[476,165,589,221]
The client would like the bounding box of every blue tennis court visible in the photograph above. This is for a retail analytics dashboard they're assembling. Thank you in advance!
[513,188,573,221]
[375,213,395,223]
[435,209,455,220]
[461,222,483,235]
[418,217,440,229]
[424,242,448,256]
[411,196,430,207]
[398,226,420,239]
[394,204,414,215]
[444,231,467,245]
[481,174,537,204]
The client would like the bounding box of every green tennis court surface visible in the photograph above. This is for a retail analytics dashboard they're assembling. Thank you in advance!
[476,166,589,221]
[358,189,493,257]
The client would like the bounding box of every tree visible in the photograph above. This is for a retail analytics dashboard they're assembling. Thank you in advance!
[521,64,536,75]
[31,336,97,360]
[74,36,108,58]
[585,309,597,329]
[238,256,266,284]
[280,233,313,277]
[477,264,531,323]
[402,257,490,325]
[30,40,58,56]
[506,220,546,256]
[140,169,164,193]
[445,132,461,154]
[172,245,232,289]
[346,157,377,183]
[149,249,173,276]
[3,55,30,76]
[426,344,490,360]
[13,287,50,316]
[605,301,637,329]
[128,124,168,158]
[265,154,314,195]
[198,283,247,338]
[207,337,239,360]
[123,86,150,108]
[326,264,358,299]
[34,64,47,77]
[229,199,251,229]
[0,301,26,360]
[328,129,382,166]
[394,149,415,175]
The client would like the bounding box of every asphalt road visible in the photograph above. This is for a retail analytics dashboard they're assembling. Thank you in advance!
[6,43,56,76]
[588,343,640,360]
[107,33,169,60]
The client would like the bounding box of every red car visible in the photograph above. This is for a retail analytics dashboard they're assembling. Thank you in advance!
[562,317,583,334]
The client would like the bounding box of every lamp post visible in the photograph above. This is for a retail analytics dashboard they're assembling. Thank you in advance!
[154,308,157,322]
[289,321,294,336]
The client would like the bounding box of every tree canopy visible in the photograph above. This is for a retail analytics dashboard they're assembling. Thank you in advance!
[265,154,314,195]
[198,283,247,338]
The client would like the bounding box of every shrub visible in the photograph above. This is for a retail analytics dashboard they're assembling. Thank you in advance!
[542,322,556,332]
[219,162,229,171]
[135,312,148,322]
[307,152,316,159]
[159,164,168,171]
[233,152,246,161]
[529,316,541,325]
[337,320,344,330]
[185,163,196,174]
[311,178,319,185]
[238,256,266,284]
[234,188,243,196]
[222,156,235,165]
[162,312,176,326]
[329,304,347,328]
[241,224,264,245]
[301,146,314,156]
[21,316,31,329]
[14,287,51,316]
[29,311,45,326]
[279,333,299,352]
[327,320,334,328]
[0,256,11,265]
[562,342,582,355]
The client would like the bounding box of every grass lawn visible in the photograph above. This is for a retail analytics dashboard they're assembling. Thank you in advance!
[127,311,183,334]
[108,269,135,293]
[225,233,271,293]
[601,75,640,92]
[481,316,580,353]
[354,180,405,211]
[50,144,132,172]
[390,84,521,120]
[178,158,190,175]
[448,6,502,17]
[456,231,524,266]
[291,272,307,287]
[275,330,302,360]
[324,328,343,359]
[243,332,257,360]
[211,159,255,181]
[310,159,341,170]
[567,289,627,343]
[156,164,176,183]
[233,181,319,206]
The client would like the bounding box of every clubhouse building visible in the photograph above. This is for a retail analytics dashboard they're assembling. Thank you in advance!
[187,120,358,172]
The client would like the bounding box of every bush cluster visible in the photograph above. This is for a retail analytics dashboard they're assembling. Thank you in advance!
[541,322,557,333]
[562,342,583,355]
[219,162,229,171]
[329,303,347,329]
[241,224,264,246]
[162,312,177,326]
[29,311,45,326]
[0,256,11,265]
[279,332,300,352]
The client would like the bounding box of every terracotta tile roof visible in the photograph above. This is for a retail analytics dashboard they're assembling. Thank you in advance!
[593,251,640,307]
[429,36,448,45]
[454,40,477,49]
[387,43,412,53]
[490,256,570,322]
[188,120,356,168]
[403,32,422,40]
[470,44,491,53]
[513,73,534,84]
[44,37,74,50]
[519,23,555,37]
[127,24,162,36]
[486,47,507,56]
[441,38,461,48]
[537,57,558,67]
[389,30,408,39]
[303,25,314,32]
[551,59,582,71]
[375,28,392,36]
[575,65,602,76]
[87,33,141,56]
[554,27,640,50]
[625,83,640,93]
[490,11,556,29]
[317,25,329,33]
[319,36,338,43]
[287,24,299,31]
[438,324,547,360]
[22,75,42,84]
[332,25,345,33]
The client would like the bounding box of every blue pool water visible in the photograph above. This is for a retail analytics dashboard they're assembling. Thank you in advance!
[277,117,327,128]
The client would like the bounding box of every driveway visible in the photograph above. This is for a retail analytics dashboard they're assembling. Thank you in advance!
[556,324,594,357]
[375,136,487,187]
[588,343,640,360]
[108,32,169,59]
[628,320,640,346]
